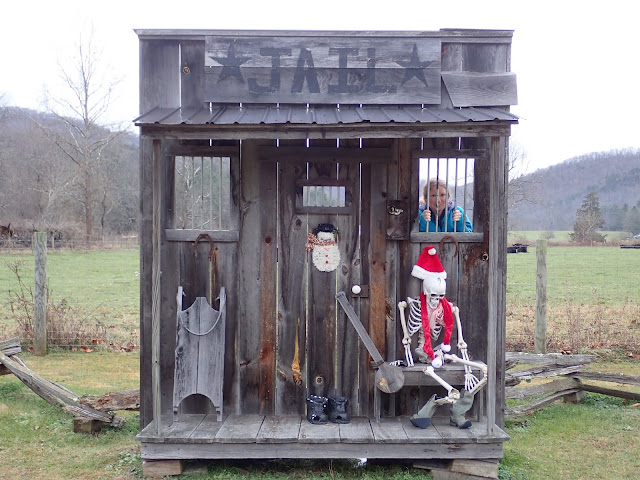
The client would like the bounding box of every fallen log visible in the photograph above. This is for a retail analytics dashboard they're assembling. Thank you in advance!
[0,351,124,427]
[577,382,640,402]
[506,365,587,387]
[506,388,582,418]
[506,352,594,366]
[1,338,22,375]
[574,371,640,386]
[79,389,140,411]
[506,377,580,400]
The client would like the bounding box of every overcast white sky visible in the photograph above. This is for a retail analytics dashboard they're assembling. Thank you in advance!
[2,0,639,172]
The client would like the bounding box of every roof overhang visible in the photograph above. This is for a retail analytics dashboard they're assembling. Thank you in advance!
[135,105,518,140]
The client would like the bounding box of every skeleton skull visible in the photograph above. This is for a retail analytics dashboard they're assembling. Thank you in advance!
[422,275,446,308]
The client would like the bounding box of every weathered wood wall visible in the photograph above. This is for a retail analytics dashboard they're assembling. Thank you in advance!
[138,30,513,429]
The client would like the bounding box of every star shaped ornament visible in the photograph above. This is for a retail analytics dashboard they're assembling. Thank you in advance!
[210,43,250,83]
[397,44,433,87]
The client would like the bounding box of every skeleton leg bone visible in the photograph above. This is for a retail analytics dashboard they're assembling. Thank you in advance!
[398,301,414,367]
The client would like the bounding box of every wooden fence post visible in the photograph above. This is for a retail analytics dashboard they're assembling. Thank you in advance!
[33,232,48,356]
[535,239,548,354]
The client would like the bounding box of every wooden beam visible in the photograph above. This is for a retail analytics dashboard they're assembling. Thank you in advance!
[139,122,514,141]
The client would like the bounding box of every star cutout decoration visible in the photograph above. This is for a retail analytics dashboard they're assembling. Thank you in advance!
[209,43,250,83]
[396,44,433,87]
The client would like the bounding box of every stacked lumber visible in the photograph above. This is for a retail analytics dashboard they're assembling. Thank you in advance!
[505,352,640,418]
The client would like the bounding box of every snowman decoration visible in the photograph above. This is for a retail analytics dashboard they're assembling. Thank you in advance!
[306,223,340,272]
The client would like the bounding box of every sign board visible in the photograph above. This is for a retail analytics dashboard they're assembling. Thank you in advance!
[204,35,441,104]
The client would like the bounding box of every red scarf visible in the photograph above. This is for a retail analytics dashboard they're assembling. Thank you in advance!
[420,292,454,360]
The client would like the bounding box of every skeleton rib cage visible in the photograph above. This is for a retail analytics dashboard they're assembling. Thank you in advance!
[406,296,442,341]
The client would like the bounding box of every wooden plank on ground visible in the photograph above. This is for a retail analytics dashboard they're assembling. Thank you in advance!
[298,420,341,443]
[370,417,408,443]
[190,414,224,443]
[256,415,301,443]
[450,458,499,478]
[143,459,183,477]
[215,414,264,443]
[338,416,374,443]
[579,383,640,401]
[506,388,581,418]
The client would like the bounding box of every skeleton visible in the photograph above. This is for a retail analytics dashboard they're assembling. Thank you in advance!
[398,246,487,419]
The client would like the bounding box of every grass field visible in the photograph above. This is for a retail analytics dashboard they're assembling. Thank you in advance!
[0,249,140,347]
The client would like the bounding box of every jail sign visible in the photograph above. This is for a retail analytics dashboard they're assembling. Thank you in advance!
[204,35,441,105]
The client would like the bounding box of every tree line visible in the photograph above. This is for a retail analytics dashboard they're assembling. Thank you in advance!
[0,106,138,243]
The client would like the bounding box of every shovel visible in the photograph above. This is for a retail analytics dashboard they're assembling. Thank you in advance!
[336,291,404,393]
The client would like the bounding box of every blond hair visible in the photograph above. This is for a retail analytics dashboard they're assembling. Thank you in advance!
[422,178,451,202]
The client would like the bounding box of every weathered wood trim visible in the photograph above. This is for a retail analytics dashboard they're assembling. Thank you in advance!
[411,149,487,160]
[165,229,240,242]
[135,29,513,42]
[151,139,163,433]
[139,122,515,141]
[410,232,484,243]
[166,145,239,157]
[140,439,503,460]
[260,146,392,163]
[442,72,517,107]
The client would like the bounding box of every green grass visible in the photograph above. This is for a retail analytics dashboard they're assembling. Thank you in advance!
[507,245,640,306]
[0,352,141,480]
[0,249,140,343]
[502,394,640,480]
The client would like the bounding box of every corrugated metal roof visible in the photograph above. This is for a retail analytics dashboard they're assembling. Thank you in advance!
[134,105,518,127]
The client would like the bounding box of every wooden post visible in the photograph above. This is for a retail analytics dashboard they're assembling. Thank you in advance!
[33,232,47,356]
[535,239,548,354]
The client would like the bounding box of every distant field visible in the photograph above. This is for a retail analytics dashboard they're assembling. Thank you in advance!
[508,230,634,244]
[507,245,640,305]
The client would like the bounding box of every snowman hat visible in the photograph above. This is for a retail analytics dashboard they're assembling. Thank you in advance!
[411,246,447,280]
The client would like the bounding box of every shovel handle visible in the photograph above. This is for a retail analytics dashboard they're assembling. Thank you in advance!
[336,291,384,365]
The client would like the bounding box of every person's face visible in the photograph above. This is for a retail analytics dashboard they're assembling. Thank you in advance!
[429,185,447,211]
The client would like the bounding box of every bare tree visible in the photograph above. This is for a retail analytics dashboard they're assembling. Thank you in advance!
[38,28,124,244]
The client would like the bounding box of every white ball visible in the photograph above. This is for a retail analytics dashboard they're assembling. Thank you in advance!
[351,285,361,295]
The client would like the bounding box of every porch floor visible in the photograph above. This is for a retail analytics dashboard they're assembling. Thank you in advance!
[138,414,509,461]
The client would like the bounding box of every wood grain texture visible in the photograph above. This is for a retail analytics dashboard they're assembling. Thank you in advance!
[442,72,517,107]
[204,36,441,104]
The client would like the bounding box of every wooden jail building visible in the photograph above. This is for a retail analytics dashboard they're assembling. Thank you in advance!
[135,28,518,474]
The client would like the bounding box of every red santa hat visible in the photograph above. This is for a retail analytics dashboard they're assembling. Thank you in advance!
[411,246,447,281]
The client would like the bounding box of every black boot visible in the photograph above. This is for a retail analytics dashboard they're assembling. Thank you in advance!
[306,395,328,425]
[328,396,350,424]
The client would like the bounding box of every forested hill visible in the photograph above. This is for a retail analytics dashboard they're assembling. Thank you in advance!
[509,149,640,233]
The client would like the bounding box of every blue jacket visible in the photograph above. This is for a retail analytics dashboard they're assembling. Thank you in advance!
[418,206,473,232]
